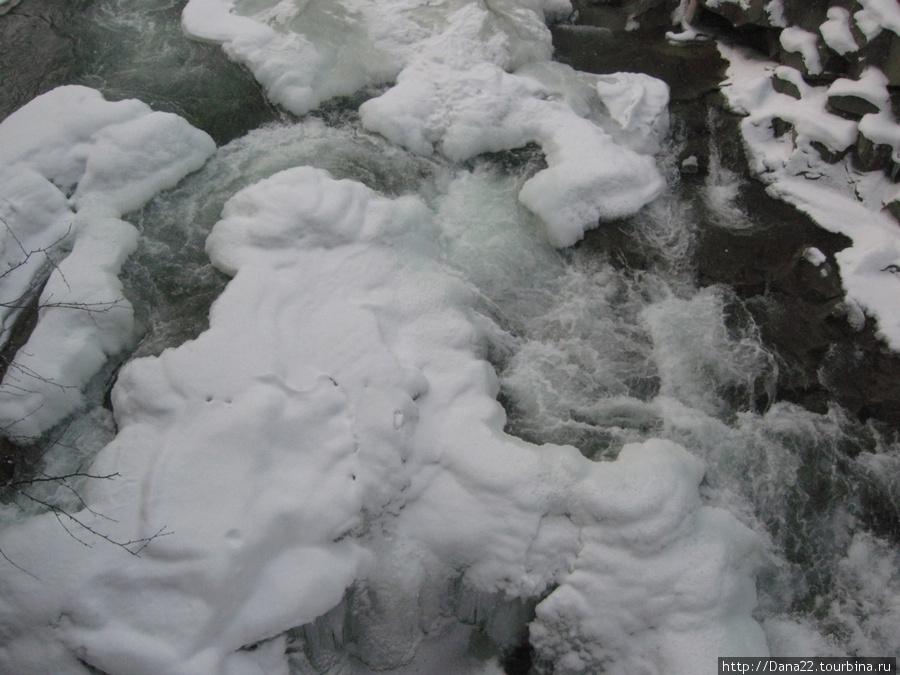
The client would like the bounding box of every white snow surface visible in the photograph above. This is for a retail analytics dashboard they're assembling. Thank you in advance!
[0,166,767,674]
[719,46,900,350]
[765,0,787,28]
[856,0,900,36]
[834,68,900,161]
[820,7,858,55]
[779,26,823,75]
[0,86,215,438]
[828,66,890,111]
[182,0,666,248]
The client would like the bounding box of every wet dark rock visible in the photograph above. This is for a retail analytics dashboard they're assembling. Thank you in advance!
[571,0,672,34]
[827,94,881,120]
[693,183,900,425]
[695,200,848,304]
[819,330,900,426]
[810,140,849,164]
[699,0,769,28]
[856,29,900,87]
[853,131,895,174]
[772,72,802,99]
[883,194,900,223]
[691,112,900,424]
[771,116,795,139]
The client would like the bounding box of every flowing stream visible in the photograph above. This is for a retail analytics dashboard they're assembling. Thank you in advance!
[1,0,899,671]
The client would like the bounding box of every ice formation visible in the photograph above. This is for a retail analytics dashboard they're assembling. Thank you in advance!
[0,86,216,438]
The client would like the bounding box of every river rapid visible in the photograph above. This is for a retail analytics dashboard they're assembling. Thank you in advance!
[0,0,898,673]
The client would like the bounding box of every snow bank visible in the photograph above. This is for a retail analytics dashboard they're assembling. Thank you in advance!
[719,46,900,350]
[356,6,666,248]
[182,0,665,247]
[0,167,766,674]
[0,86,215,438]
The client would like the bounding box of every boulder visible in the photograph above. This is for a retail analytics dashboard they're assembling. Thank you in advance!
[857,30,900,87]
[772,72,803,99]
[884,189,900,222]
[827,94,881,119]
[810,140,849,163]
[853,130,894,172]
[772,116,796,139]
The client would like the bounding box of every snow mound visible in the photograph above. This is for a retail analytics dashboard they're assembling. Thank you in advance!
[779,26,823,75]
[0,167,765,674]
[820,7,858,56]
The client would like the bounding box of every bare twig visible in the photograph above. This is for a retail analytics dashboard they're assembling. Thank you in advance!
[0,214,166,574]
[14,488,171,556]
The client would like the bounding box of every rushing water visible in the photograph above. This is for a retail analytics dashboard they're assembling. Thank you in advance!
[1,0,899,670]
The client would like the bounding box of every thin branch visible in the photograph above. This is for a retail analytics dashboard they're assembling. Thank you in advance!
[10,470,120,486]
[0,297,125,313]
[8,469,121,523]
[0,546,40,580]
[0,216,73,291]
[15,489,172,556]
